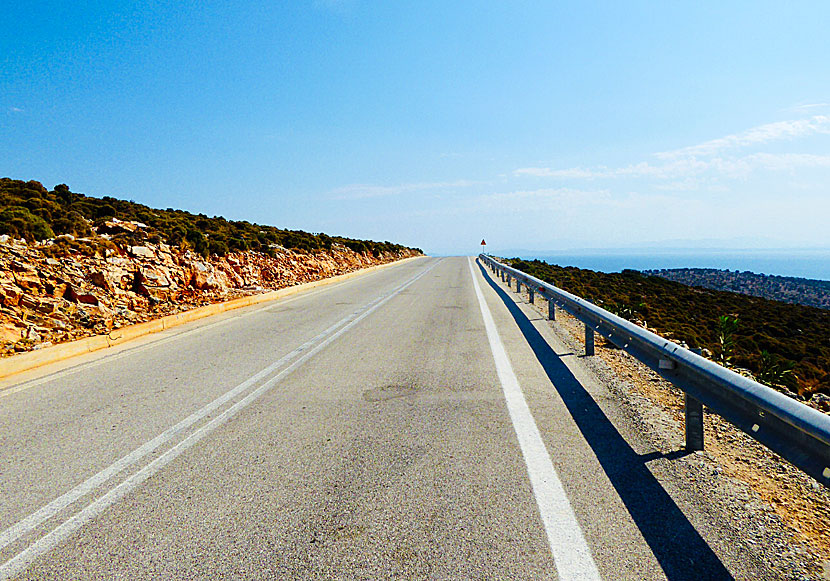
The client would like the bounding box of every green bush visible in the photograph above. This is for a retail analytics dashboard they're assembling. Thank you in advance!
[0,206,55,241]
[0,177,420,259]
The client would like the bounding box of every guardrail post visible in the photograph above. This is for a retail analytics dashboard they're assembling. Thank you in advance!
[685,394,704,451]
[501,270,505,282]
[584,325,595,356]
[516,280,522,293]
[548,299,556,320]
[528,288,535,304]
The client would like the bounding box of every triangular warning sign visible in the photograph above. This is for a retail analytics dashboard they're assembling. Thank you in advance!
[481,239,486,245]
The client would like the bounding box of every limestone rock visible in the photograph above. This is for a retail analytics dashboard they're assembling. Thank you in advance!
[130,246,155,259]
[0,233,418,356]
[87,271,113,293]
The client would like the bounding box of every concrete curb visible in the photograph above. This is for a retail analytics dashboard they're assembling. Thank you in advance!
[0,256,423,381]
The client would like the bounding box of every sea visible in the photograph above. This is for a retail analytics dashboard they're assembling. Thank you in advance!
[517,249,830,281]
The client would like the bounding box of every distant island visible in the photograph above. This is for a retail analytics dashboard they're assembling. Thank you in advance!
[643,268,830,310]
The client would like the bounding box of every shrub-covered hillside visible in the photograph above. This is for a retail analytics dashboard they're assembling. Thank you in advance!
[508,258,830,400]
[0,178,420,258]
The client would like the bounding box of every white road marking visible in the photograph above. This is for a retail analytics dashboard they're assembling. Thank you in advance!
[468,257,602,581]
[0,259,439,579]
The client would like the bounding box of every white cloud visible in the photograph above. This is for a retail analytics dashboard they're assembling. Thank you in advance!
[514,115,830,185]
[479,187,610,208]
[657,115,830,159]
[329,179,480,200]
[789,103,830,112]
[739,152,830,171]
[514,167,597,178]
[514,159,711,180]
[9,107,24,113]
[517,153,830,184]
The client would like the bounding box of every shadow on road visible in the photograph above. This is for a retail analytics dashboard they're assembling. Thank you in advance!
[477,260,733,581]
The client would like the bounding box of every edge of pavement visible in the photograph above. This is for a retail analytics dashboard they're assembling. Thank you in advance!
[0,255,426,382]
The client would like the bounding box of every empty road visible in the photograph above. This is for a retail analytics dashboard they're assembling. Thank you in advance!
[0,257,771,579]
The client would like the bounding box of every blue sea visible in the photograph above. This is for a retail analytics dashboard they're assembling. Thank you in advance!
[520,250,830,281]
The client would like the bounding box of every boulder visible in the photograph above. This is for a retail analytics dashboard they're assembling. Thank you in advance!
[54,282,80,302]
[130,246,156,259]
[812,393,830,412]
[34,298,59,314]
[12,268,41,292]
[190,270,220,290]
[77,293,99,306]
[96,219,143,235]
[0,285,22,307]
[0,323,22,343]
[87,271,114,293]
[140,265,173,288]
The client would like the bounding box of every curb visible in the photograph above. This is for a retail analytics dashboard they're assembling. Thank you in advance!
[0,256,424,381]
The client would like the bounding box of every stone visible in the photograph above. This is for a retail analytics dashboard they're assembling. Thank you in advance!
[19,294,39,310]
[811,393,830,412]
[130,246,156,259]
[12,268,41,292]
[54,282,79,302]
[0,323,22,343]
[34,298,58,314]
[43,315,67,330]
[77,293,99,306]
[189,262,220,290]
[0,285,22,307]
[87,271,113,293]
[140,265,173,287]
[97,220,140,235]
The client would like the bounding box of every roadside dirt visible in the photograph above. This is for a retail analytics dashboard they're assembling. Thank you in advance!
[518,288,830,580]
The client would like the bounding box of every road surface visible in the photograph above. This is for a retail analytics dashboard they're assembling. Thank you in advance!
[0,257,770,579]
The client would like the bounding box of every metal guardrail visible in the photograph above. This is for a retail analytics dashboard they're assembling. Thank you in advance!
[479,254,830,487]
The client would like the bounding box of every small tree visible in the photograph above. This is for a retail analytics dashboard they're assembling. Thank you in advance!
[716,314,739,367]
[757,350,797,391]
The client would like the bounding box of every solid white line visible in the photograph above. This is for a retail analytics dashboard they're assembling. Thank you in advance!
[0,259,439,579]
[467,257,601,581]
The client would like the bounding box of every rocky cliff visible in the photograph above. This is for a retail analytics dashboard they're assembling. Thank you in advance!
[0,222,419,356]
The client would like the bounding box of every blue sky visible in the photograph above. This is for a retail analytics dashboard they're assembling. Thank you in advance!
[3,1,830,255]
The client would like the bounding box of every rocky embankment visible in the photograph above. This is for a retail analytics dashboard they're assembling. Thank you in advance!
[0,222,419,356]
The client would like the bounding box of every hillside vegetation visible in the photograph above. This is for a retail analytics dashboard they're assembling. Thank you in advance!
[644,268,830,310]
[508,258,830,401]
[0,178,419,257]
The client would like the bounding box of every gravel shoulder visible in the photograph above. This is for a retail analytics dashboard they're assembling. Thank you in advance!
[516,286,830,581]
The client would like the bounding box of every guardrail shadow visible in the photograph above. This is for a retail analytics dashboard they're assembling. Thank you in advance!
[478,261,733,580]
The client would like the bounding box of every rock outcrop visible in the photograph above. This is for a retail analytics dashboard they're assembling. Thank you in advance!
[0,230,419,356]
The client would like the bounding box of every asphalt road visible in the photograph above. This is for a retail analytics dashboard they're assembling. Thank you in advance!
[0,256,770,579]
